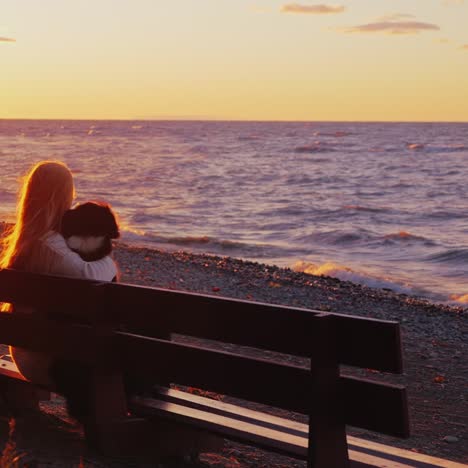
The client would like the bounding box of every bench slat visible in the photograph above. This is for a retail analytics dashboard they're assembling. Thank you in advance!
[342,376,410,438]
[0,269,403,373]
[118,332,408,437]
[0,314,116,366]
[151,387,411,447]
[106,282,403,373]
[0,269,101,313]
[131,396,309,459]
[153,386,308,436]
[347,436,468,468]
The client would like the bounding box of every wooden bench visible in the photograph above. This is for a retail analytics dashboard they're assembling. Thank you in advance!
[0,268,412,467]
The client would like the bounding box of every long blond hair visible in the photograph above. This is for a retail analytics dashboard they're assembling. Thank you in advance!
[0,161,75,273]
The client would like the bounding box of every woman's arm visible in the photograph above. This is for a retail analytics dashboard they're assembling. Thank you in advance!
[43,232,117,281]
[81,256,117,281]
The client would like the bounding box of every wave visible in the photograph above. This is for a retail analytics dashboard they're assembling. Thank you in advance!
[342,205,387,213]
[426,144,466,154]
[406,143,425,150]
[449,293,468,304]
[292,261,417,296]
[425,248,468,265]
[296,229,435,247]
[406,143,466,153]
[119,223,146,237]
[167,235,211,245]
[121,225,440,254]
[377,143,467,154]
[296,229,371,246]
[238,135,261,141]
[188,144,210,154]
[313,131,352,137]
[383,231,428,242]
[120,228,290,258]
[294,142,335,154]
[423,210,466,220]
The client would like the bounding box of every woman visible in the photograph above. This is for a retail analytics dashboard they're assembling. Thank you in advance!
[0,160,117,387]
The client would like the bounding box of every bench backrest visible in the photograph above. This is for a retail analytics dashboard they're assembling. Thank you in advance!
[0,269,403,369]
[0,268,409,439]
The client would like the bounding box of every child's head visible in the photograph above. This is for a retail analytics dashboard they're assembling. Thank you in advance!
[61,201,120,262]
[0,160,75,270]
[62,201,119,240]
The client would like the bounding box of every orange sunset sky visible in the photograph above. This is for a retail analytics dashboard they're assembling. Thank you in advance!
[1,0,468,121]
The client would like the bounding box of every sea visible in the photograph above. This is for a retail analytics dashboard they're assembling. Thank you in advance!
[0,119,467,305]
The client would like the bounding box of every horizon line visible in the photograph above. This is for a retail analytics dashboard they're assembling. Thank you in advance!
[1,117,467,124]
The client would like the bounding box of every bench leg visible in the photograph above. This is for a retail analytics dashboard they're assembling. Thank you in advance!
[308,314,350,468]
[308,420,349,468]
[86,416,224,458]
[81,369,129,452]
[83,370,224,457]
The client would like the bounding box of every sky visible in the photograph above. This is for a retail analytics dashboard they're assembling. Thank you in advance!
[1,0,467,121]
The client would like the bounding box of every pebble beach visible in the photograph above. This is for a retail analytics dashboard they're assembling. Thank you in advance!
[113,243,467,466]
[0,241,467,467]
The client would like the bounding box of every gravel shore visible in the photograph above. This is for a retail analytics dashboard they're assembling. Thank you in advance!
[1,241,467,466]
[114,242,467,466]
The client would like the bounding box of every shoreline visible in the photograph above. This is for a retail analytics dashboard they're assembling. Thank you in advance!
[114,241,466,315]
[118,236,466,308]
[116,228,468,308]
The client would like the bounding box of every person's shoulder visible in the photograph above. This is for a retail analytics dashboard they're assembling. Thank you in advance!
[42,231,68,252]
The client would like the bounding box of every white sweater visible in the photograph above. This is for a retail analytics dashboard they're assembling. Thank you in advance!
[10,232,118,385]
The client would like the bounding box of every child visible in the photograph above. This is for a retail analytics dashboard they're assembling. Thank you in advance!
[61,201,120,281]
[61,201,120,262]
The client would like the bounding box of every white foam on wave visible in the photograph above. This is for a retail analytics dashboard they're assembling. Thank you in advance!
[448,293,468,305]
[120,223,146,237]
[383,231,427,242]
[292,260,417,296]
[407,143,425,150]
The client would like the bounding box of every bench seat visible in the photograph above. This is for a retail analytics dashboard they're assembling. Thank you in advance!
[130,388,464,468]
